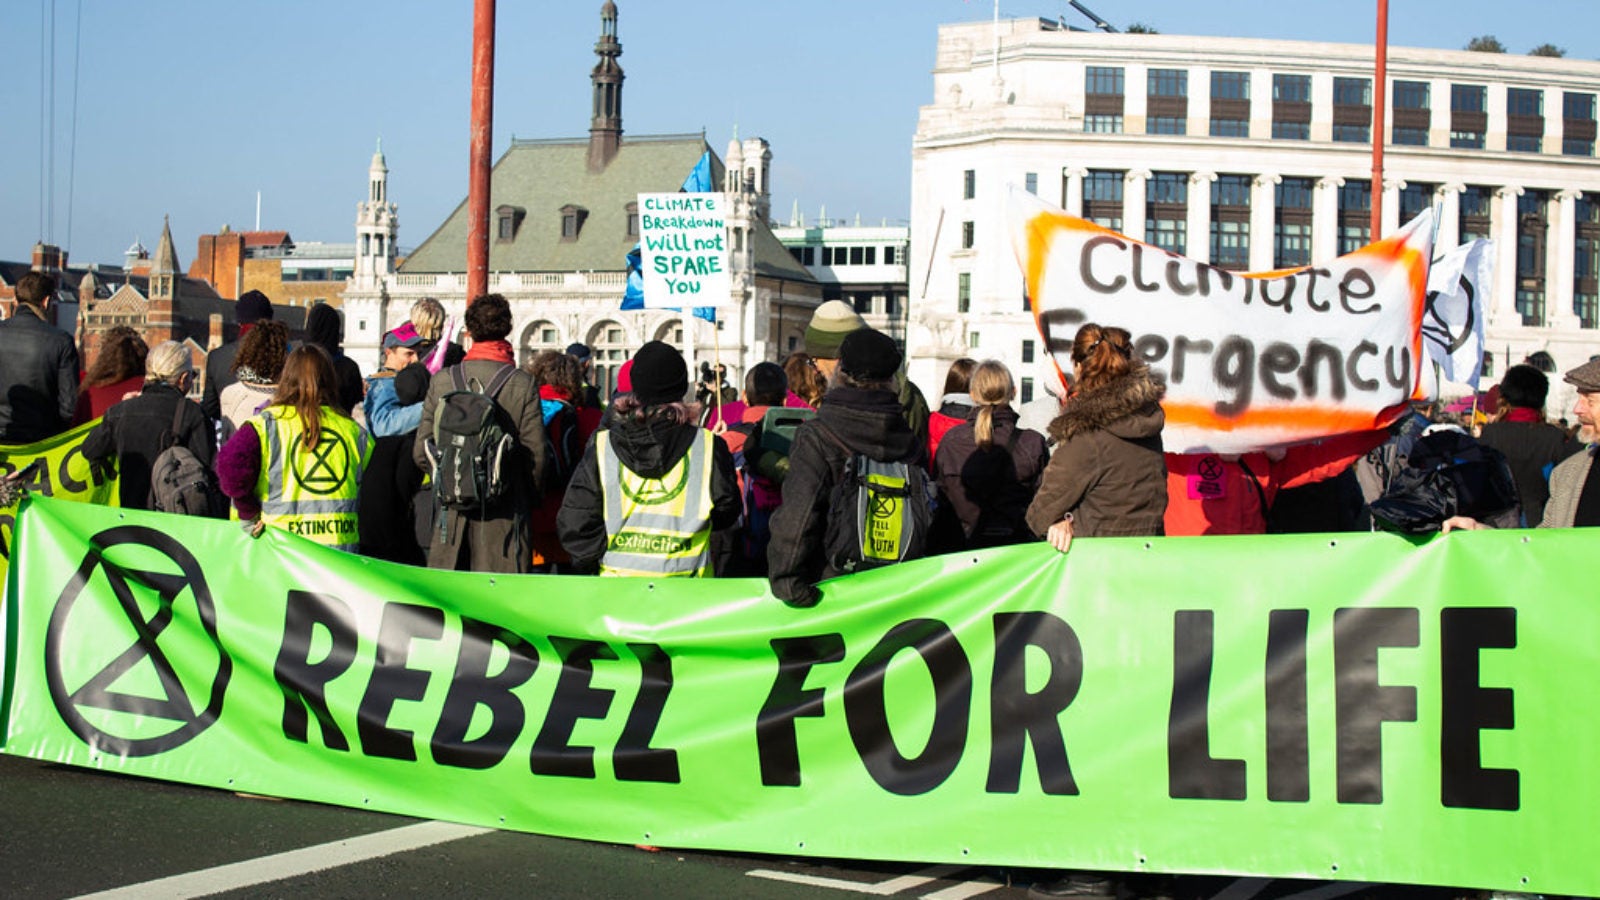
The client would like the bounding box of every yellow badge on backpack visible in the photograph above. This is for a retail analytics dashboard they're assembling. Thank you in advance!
[862,473,905,561]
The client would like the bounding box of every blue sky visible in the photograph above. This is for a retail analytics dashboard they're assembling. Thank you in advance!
[3,1,1598,269]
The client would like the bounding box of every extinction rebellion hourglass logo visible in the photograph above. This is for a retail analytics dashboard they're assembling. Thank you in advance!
[45,526,232,756]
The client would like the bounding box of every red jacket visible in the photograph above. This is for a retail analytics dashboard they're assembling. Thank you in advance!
[1163,429,1386,536]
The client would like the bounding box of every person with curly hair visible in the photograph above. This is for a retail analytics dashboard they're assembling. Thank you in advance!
[73,325,148,424]
[1025,323,1167,554]
[219,319,290,440]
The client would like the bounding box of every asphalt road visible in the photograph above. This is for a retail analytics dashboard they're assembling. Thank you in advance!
[0,753,1488,900]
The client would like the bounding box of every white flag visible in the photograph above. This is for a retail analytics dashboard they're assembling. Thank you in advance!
[1423,239,1493,389]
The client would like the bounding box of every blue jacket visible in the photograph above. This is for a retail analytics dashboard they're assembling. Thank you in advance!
[363,372,422,438]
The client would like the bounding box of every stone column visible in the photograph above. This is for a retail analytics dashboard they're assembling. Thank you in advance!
[1381,179,1403,237]
[1491,185,1524,327]
[1250,173,1280,271]
[1249,69,1273,139]
[1125,170,1151,242]
[1313,176,1343,262]
[1063,167,1086,217]
[1187,67,1211,138]
[1548,189,1580,330]
[1436,183,1464,249]
[1187,172,1216,262]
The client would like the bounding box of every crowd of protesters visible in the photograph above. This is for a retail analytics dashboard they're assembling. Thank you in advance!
[2,274,1598,608]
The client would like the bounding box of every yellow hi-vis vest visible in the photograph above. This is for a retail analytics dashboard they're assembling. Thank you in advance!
[250,405,371,553]
[597,427,713,577]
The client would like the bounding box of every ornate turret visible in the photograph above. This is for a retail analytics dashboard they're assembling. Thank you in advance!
[355,139,399,290]
[587,1,625,173]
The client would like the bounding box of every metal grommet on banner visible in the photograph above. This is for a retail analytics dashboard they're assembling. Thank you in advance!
[489,578,496,587]
[1329,540,1338,547]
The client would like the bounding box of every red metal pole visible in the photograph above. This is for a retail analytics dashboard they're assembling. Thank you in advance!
[1371,0,1388,237]
[467,0,496,304]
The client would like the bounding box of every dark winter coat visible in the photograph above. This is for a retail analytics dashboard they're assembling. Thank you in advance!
[933,405,1050,547]
[412,359,551,573]
[202,339,242,422]
[0,306,79,444]
[1025,368,1167,539]
[305,304,365,415]
[767,386,924,606]
[1477,419,1582,526]
[555,409,740,573]
[81,381,215,512]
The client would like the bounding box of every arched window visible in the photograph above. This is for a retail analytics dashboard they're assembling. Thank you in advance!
[653,319,683,346]
[519,320,562,368]
[1525,351,1557,373]
[589,320,631,399]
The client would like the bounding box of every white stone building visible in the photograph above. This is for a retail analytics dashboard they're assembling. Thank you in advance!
[910,18,1600,413]
[771,219,910,351]
[341,3,819,396]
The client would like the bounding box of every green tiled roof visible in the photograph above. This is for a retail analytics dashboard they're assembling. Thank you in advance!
[401,134,813,283]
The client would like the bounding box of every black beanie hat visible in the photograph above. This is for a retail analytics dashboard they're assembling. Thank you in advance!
[630,341,689,406]
[394,362,430,406]
[839,328,902,382]
[236,290,273,325]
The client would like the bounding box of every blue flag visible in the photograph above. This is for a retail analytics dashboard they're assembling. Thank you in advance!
[622,151,717,323]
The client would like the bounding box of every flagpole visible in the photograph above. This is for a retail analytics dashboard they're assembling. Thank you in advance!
[1370,0,1388,237]
[467,0,496,303]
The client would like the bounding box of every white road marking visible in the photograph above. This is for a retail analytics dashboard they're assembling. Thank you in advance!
[746,864,968,895]
[921,877,1006,899]
[71,821,494,900]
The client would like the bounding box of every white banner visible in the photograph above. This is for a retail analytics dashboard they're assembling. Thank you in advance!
[1007,188,1432,454]
[639,192,731,308]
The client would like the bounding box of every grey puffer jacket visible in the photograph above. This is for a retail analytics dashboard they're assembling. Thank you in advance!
[1025,367,1168,539]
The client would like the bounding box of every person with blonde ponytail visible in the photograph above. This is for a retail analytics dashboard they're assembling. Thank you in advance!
[1025,324,1167,554]
[932,359,1049,549]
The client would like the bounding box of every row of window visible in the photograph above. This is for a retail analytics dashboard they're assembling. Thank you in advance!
[1079,66,1598,155]
[788,245,907,266]
[1073,168,1600,328]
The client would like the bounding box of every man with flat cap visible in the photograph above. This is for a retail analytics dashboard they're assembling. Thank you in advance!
[1539,357,1600,527]
[1446,356,1600,530]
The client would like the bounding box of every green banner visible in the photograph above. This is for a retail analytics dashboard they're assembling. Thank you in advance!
[0,422,119,584]
[3,497,1596,896]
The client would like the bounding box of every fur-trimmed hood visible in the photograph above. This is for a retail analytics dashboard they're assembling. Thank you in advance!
[1049,366,1166,443]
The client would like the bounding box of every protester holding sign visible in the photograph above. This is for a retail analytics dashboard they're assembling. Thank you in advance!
[217,344,371,551]
[1025,325,1166,553]
[557,340,738,577]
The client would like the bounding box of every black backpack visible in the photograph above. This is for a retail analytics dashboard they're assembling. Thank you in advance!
[426,364,517,513]
[814,422,935,574]
[149,401,226,518]
[1369,429,1521,533]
